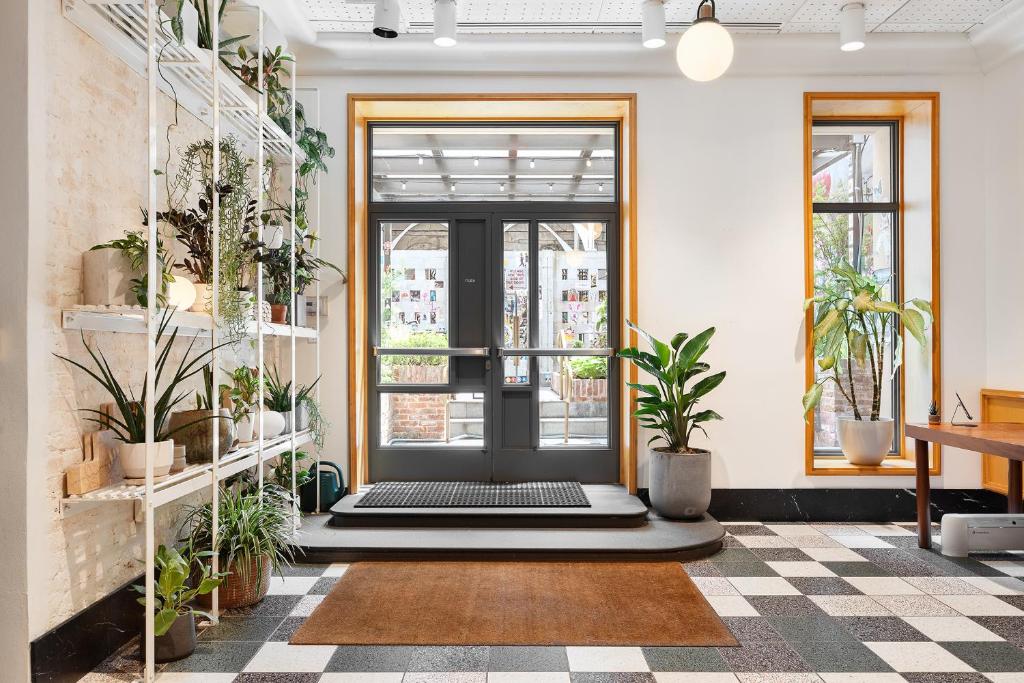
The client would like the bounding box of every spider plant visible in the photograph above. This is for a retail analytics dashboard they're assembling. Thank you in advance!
[263,364,292,413]
[54,311,226,444]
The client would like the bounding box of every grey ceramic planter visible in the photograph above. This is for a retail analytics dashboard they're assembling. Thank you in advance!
[648,448,711,519]
[154,611,196,663]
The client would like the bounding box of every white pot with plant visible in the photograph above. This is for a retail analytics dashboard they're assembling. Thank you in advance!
[619,323,726,520]
[132,544,224,663]
[803,262,932,466]
[86,231,175,308]
[225,366,259,443]
[159,0,200,47]
[55,313,226,480]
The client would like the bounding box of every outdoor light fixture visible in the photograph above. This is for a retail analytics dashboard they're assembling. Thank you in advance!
[598,182,604,192]
[401,180,407,190]
[373,0,401,39]
[676,0,733,82]
[473,157,479,166]
[530,159,536,168]
[586,158,592,167]
[641,0,666,49]
[499,182,505,191]
[450,182,456,192]
[433,0,457,47]
[418,155,424,165]
[548,183,554,191]
[839,2,866,52]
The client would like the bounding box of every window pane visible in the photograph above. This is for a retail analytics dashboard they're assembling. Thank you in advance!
[539,355,609,447]
[379,353,449,385]
[538,222,609,351]
[503,222,530,384]
[371,125,615,202]
[380,392,484,446]
[812,211,896,453]
[812,124,893,203]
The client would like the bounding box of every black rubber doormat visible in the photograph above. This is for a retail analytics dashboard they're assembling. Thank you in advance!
[355,481,591,508]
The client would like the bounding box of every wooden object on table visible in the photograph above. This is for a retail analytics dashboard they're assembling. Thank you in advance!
[981,389,1024,495]
[907,422,1024,549]
[66,432,112,495]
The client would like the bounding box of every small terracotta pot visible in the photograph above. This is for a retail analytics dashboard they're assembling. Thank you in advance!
[196,554,272,610]
[269,304,288,324]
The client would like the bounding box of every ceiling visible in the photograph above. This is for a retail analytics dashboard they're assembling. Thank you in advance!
[300,0,1018,35]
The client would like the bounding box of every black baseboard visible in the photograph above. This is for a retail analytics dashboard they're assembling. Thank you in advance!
[640,488,1007,522]
[30,574,142,683]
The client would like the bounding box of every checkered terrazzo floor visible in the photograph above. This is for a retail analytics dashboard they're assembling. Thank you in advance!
[85,521,1024,682]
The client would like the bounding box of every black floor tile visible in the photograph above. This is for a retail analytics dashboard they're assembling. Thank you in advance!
[160,641,262,673]
[715,562,780,577]
[970,616,1024,647]
[787,640,893,673]
[749,547,814,562]
[233,674,320,683]
[198,616,284,642]
[941,641,1024,672]
[835,616,929,642]
[683,560,723,577]
[710,548,760,563]
[325,645,417,672]
[716,641,811,673]
[785,577,862,595]
[226,595,303,618]
[569,674,656,683]
[269,617,307,642]
[488,646,568,672]
[766,615,856,643]
[307,577,340,595]
[821,561,893,577]
[641,646,729,671]
[746,596,825,617]
[277,564,328,577]
[720,617,784,643]
[902,674,991,683]
[407,645,490,672]
[724,524,777,536]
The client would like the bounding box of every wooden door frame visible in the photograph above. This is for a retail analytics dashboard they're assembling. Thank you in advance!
[347,94,639,494]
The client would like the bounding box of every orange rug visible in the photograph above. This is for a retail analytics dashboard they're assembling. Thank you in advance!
[291,561,737,646]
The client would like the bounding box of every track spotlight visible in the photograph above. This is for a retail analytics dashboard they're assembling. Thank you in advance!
[433,0,457,47]
[373,0,401,39]
[840,3,866,52]
[641,0,666,49]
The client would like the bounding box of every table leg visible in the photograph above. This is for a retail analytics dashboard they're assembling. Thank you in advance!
[1009,460,1023,514]
[916,438,931,549]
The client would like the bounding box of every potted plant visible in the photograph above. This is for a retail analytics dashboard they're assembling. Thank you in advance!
[55,314,223,479]
[928,400,941,425]
[802,261,932,465]
[264,364,294,431]
[168,365,236,463]
[86,230,176,308]
[618,323,726,519]
[268,449,314,493]
[182,485,294,609]
[132,544,223,663]
[191,0,248,56]
[158,0,200,47]
[224,366,259,443]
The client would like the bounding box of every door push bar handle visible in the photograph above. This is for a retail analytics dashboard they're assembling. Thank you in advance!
[373,347,490,357]
[497,348,615,357]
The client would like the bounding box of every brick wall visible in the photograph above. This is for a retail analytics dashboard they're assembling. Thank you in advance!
[815,359,881,448]
[382,365,448,442]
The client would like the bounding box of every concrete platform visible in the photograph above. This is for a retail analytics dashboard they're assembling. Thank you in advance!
[294,511,725,562]
[330,484,650,528]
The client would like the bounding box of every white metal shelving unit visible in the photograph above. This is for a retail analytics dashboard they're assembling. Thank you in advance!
[62,2,317,681]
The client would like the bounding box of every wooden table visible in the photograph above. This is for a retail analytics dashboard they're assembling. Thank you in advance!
[907,422,1024,548]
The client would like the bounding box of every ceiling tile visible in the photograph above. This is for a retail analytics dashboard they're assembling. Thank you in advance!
[886,0,1012,23]
[873,21,975,32]
[789,0,908,24]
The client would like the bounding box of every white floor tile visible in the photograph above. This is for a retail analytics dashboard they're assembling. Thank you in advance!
[704,595,760,616]
[290,593,326,617]
[735,675,824,682]
[843,577,923,595]
[812,525,869,537]
[565,646,649,672]
[833,535,893,549]
[765,525,822,537]
[801,547,868,562]
[693,576,740,595]
[320,675,404,683]
[871,595,959,617]
[243,642,337,672]
[962,576,1024,595]
[266,576,320,595]
[818,675,906,682]
[901,616,1005,641]
[981,561,1024,577]
[985,674,1024,682]
[809,595,892,617]
[404,674,487,683]
[787,535,843,549]
[487,674,570,683]
[902,576,985,595]
[865,641,974,672]
[765,561,836,577]
[655,675,739,683]
[734,536,795,548]
[856,524,916,536]
[322,563,350,577]
[936,594,1024,616]
[728,577,800,596]
[156,675,236,683]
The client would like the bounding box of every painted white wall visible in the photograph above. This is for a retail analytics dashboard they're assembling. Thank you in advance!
[983,52,1024,391]
[301,65,992,490]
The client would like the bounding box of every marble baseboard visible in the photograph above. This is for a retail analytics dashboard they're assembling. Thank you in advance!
[30,574,141,683]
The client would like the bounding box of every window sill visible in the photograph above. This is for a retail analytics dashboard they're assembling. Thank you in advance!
[809,456,939,476]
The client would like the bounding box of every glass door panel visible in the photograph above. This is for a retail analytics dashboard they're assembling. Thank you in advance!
[502,221,530,385]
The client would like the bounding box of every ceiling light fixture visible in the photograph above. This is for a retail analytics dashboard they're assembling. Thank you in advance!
[586,158,592,167]
[418,155,424,165]
[401,180,407,190]
[473,157,479,167]
[530,159,536,169]
[373,0,401,38]
[548,183,554,191]
[433,0,457,47]
[676,0,733,82]
[839,2,866,52]
[450,182,456,192]
[499,182,505,191]
[598,182,604,192]
[641,0,666,49]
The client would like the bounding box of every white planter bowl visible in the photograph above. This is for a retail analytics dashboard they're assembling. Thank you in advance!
[117,440,174,479]
[190,282,210,313]
[236,412,255,443]
[265,224,285,250]
[261,410,286,438]
[837,417,894,466]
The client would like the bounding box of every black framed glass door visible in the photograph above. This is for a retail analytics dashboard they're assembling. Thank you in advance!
[366,121,620,483]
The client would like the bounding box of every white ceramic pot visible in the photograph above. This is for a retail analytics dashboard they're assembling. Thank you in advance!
[167,276,197,311]
[190,282,210,313]
[236,412,255,443]
[117,440,174,480]
[837,417,894,466]
[171,445,187,473]
[82,249,135,306]
[265,224,285,250]
[261,410,286,438]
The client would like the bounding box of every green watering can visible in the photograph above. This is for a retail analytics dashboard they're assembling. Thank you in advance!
[299,461,347,512]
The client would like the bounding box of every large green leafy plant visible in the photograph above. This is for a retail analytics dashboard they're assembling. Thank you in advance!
[618,322,726,453]
[132,544,224,636]
[802,261,931,421]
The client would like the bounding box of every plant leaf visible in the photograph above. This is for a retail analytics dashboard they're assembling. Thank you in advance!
[803,384,824,419]
[154,608,179,637]
[902,309,927,346]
